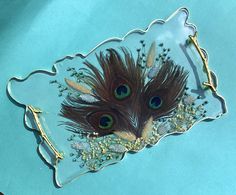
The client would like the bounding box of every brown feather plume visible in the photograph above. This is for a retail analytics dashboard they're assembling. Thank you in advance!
[60,47,188,139]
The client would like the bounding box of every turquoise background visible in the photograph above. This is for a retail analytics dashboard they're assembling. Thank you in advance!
[0,0,235,194]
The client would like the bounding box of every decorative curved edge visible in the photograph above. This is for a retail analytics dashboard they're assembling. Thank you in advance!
[6,7,227,187]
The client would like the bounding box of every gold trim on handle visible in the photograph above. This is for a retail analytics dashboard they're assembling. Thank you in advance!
[189,32,216,92]
[27,105,64,161]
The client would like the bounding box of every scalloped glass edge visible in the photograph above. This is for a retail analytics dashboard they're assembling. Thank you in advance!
[6,7,227,187]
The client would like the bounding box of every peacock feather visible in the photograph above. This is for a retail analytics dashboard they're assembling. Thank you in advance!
[60,47,188,141]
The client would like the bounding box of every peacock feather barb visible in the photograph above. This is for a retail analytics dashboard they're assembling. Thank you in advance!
[60,47,188,141]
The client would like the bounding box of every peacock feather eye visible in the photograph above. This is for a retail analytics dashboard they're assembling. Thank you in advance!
[98,114,114,129]
[149,96,162,109]
[114,84,131,100]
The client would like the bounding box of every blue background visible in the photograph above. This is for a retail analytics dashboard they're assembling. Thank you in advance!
[0,0,235,194]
